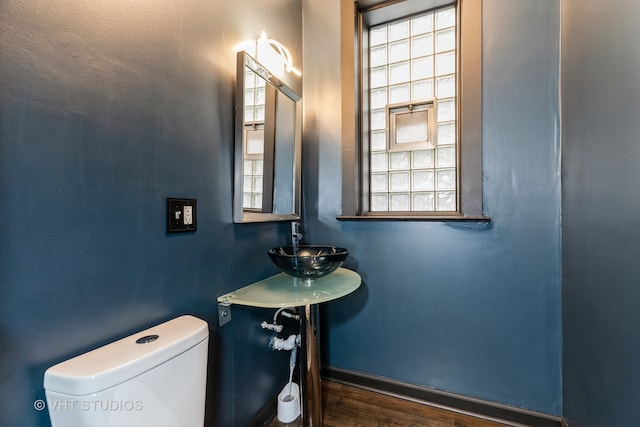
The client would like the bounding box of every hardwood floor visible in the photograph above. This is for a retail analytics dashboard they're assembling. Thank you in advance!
[268,380,512,427]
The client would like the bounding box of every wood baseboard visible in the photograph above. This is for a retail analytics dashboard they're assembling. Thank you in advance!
[322,366,562,427]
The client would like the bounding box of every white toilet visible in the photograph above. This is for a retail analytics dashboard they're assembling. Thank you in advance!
[43,315,209,427]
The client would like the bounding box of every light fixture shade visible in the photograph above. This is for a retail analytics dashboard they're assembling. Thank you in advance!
[258,37,286,77]
[234,32,301,78]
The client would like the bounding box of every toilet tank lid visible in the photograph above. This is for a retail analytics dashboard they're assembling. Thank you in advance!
[43,315,208,396]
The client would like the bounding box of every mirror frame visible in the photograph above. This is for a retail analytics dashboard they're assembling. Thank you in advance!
[233,51,302,223]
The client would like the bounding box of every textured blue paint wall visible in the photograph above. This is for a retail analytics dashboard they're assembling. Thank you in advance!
[562,1,640,425]
[0,1,301,426]
[303,0,562,415]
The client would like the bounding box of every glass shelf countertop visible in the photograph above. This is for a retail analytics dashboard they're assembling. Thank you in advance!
[217,268,361,308]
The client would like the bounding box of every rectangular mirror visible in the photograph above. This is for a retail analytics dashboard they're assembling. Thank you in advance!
[233,51,302,223]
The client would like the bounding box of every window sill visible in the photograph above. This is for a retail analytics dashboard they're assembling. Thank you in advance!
[336,215,491,223]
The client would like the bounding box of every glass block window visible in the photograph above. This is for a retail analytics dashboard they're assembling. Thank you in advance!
[243,67,266,210]
[368,6,457,212]
[242,158,263,209]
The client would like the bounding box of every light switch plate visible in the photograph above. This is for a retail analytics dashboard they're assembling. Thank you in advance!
[166,198,197,233]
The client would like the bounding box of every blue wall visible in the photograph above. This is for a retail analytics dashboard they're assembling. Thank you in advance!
[0,1,301,426]
[303,0,562,416]
[562,1,640,425]
[12,0,640,424]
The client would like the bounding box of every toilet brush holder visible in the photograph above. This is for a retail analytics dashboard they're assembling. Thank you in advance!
[277,382,301,423]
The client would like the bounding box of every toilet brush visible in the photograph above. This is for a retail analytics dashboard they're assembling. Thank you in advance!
[277,346,301,423]
[286,346,297,399]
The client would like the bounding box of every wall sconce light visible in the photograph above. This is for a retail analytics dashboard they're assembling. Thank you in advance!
[235,31,301,78]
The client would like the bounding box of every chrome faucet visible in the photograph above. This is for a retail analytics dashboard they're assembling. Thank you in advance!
[291,221,303,247]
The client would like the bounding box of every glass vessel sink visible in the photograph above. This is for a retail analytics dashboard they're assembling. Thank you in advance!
[268,245,348,284]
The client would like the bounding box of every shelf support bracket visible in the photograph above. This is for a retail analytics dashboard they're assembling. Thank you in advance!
[218,303,232,327]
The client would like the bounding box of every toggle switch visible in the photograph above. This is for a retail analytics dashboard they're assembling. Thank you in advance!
[166,198,197,233]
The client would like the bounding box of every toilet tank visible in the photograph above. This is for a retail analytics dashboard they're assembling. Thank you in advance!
[43,315,209,427]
